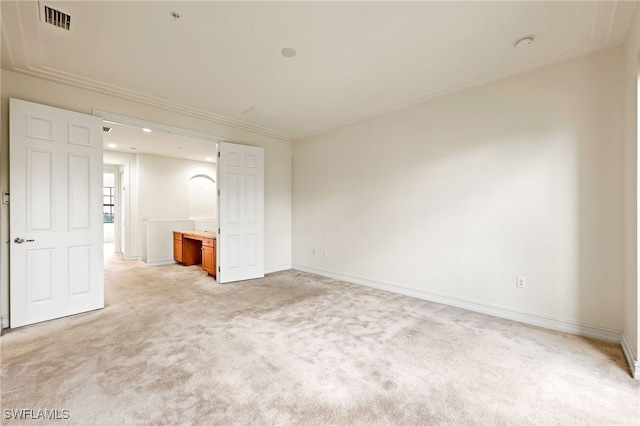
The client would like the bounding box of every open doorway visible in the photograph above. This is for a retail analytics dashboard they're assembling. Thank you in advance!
[98,112,222,270]
[103,165,121,259]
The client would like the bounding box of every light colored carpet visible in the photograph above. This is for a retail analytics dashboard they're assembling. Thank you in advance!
[1,252,639,425]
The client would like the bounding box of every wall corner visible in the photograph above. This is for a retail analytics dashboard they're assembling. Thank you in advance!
[622,333,640,380]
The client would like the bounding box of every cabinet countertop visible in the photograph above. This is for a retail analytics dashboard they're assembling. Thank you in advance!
[174,230,217,239]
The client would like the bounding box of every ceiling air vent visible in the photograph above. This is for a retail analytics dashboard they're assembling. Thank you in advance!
[243,106,283,120]
[103,126,112,133]
[40,3,72,31]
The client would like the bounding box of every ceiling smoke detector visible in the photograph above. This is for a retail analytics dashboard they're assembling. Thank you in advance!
[40,3,73,31]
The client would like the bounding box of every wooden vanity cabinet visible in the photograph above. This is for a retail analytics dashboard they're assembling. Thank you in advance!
[173,232,183,263]
[173,230,217,278]
[201,238,216,276]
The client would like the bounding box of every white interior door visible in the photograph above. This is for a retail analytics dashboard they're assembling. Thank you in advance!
[217,142,264,283]
[10,98,104,328]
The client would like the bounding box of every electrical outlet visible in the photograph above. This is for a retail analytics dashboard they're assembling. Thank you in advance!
[516,276,526,288]
[324,249,328,257]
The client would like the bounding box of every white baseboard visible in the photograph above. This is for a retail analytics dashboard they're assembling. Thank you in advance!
[145,261,291,271]
[266,263,292,274]
[146,259,177,267]
[1,314,8,329]
[292,263,623,345]
[621,333,640,380]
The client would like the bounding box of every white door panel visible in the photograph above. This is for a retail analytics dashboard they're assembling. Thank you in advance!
[217,142,264,283]
[10,98,104,328]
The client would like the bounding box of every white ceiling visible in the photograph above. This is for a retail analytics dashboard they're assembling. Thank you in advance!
[1,1,636,142]
[102,121,218,163]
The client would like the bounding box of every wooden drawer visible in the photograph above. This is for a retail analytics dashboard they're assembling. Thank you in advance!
[202,238,214,247]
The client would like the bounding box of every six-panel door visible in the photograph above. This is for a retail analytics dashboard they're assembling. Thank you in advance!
[10,98,104,328]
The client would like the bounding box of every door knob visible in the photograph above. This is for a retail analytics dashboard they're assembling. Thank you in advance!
[14,237,34,244]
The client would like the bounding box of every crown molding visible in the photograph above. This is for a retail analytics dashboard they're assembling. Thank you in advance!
[8,65,292,142]
[297,40,608,140]
[3,0,627,143]
[4,1,291,141]
[293,2,622,140]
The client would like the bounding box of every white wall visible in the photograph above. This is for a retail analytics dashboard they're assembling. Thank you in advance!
[293,47,625,336]
[189,175,217,219]
[137,153,215,262]
[103,223,115,243]
[138,153,215,221]
[0,70,293,326]
[147,219,196,266]
[623,5,640,378]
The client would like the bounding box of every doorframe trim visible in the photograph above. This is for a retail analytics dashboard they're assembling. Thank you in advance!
[92,110,225,143]
[102,165,121,252]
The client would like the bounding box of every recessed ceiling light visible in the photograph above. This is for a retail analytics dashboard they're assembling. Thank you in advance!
[107,143,117,148]
[170,11,180,20]
[514,36,534,49]
[281,47,296,58]
[142,128,152,133]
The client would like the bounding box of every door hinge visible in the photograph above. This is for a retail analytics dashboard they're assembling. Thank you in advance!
[218,228,220,234]
[218,266,220,272]
[218,151,221,158]
[2,191,9,205]
[218,189,220,196]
